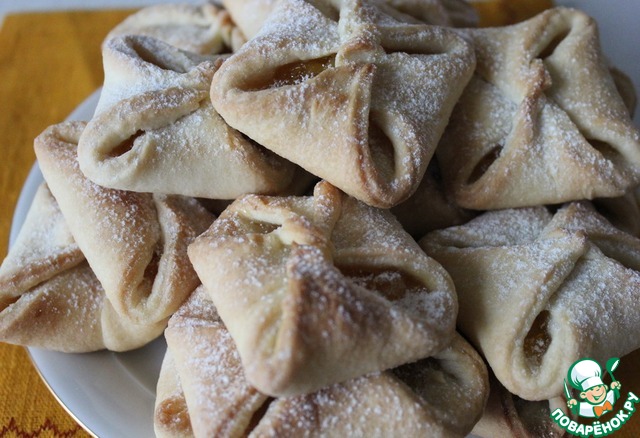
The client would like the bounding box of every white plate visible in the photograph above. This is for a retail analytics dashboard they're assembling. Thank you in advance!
[8,3,640,437]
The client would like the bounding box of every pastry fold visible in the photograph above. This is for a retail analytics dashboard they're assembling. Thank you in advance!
[210,0,475,208]
[105,3,245,54]
[421,202,640,400]
[222,0,477,40]
[188,181,457,396]
[0,184,164,352]
[472,373,567,438]
[157,286,487,437]
[35,121,214,324]
[391,159,476,238]
[77,34,298,199]
[437,7,640,209]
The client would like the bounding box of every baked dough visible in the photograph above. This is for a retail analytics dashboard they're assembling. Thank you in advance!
[222,0,477,40]
[0,184,164,352]
[154,351,194,438]
[188,181,457,396]
[390,159,476,238]
[210,0,476,208]
[161,286,268,437]
[421,202,640,400]
[35,121,214,324]
[105,3,245,54]
[158,286,487,437]
[437,7,640,209]
[77,34,299,199]
[472,373,566,438]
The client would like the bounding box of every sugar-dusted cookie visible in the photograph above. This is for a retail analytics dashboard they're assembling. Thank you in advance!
[157,286,487,437]
[222,0,477,40]
[437,8,640,209]
[105,3,245,54]
[35,121,214,324]
[188,181,457,396]
[421,202,640,400]
[78,35,300,199]
[0,184,164,352]
[211,0,475,208]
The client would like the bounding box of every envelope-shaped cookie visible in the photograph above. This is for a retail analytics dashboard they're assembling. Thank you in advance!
[157,286,487,437]
[222,0,477,40]
[210,0,475,208]
[421,202,640,400]
[35,121,214,324]
[188,181,457,396]
[437,7,640,209]
[105,3,245,54]
[0,183,164,352]
[77,34,299,199]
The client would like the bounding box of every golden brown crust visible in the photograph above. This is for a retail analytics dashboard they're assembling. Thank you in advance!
[188,181,457,396]
[78,35,298,199]
[421,202,640,400]
[210,0,476,208]
[0,184,164,352]
[106,3,246,54]
[35,121,214,324]
[437,8,640,209]
[159,287,486,437]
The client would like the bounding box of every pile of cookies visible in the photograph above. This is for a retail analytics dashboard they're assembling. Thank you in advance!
[1,0,640,436]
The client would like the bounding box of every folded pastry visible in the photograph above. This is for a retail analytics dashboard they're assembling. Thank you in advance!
[222,0,477,40]
[77,34,299,199]
[155,350,194,438]
[391,159,476,238]
[421,202,640,400]
[188,181,457,396]
[210,0,476,208]
[105,3,245,54]
[437,7,640,209]
[609,66,637,118]
[0,183,164,352]
[158,286,487,437]
[35,121,214,324]
[472,373,567,438]
[161,286,268,437]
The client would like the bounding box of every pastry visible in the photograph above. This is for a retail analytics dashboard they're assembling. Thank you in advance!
[437,7,640,209]
[222,0,477,40]
[158,286,487,437]
[155,351,194,438]
[35,121,214,324]
[210,0,476,208]
[472,373,567,438]
[421,202,640,400]
[390,158,476,238]
[188,181,457,396]
[77,34,300,199]
[0,184,164,352]
[161,286,268,437]
[105,2,246,55]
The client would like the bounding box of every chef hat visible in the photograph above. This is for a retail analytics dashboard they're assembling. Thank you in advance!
[569,359,604,392]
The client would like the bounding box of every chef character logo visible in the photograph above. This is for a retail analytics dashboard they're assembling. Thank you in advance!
[565,358,621,418]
